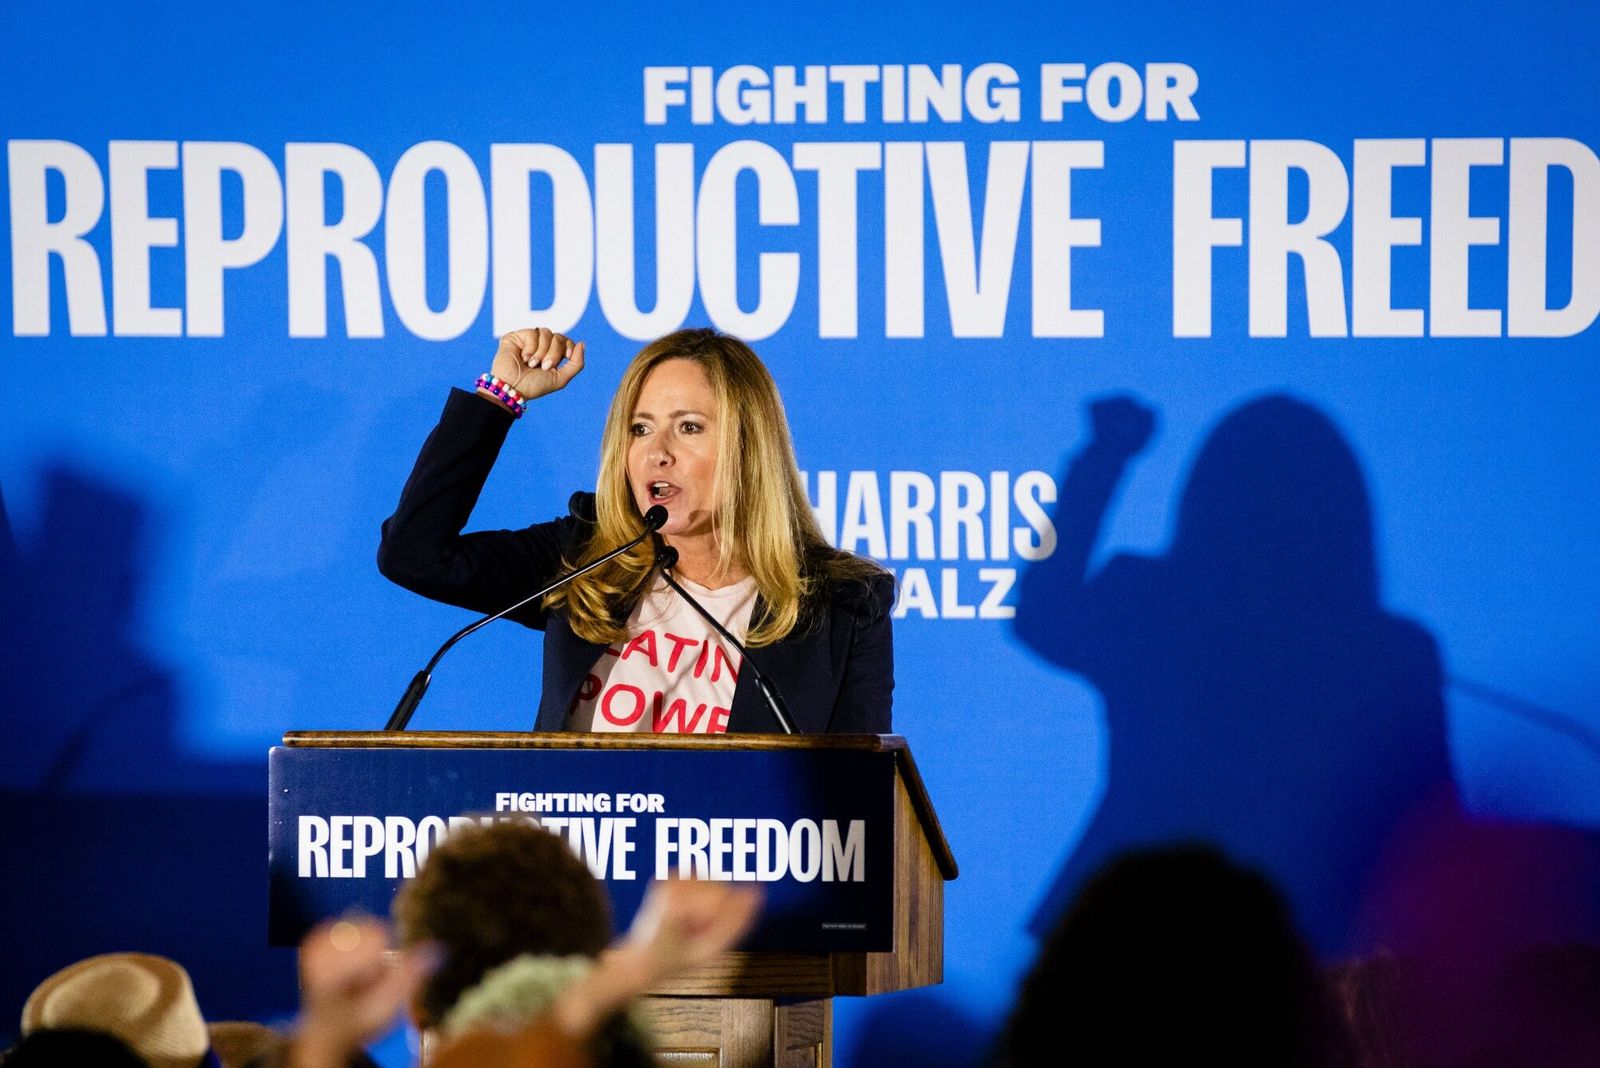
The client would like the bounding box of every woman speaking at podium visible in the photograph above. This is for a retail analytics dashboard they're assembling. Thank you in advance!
[379,327,894,735]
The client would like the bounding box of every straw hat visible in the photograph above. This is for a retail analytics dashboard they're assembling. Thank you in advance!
[21,953,211,1068]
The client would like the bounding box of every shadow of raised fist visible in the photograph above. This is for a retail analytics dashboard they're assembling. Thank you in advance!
[1087,395,1157,457]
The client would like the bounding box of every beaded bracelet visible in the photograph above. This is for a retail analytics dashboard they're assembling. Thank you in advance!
[474,373,527,417]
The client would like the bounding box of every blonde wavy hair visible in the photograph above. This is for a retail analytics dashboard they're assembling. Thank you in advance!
[545,329,884,647]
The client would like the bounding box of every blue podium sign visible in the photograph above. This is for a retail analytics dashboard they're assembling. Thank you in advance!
[268,741,897,951]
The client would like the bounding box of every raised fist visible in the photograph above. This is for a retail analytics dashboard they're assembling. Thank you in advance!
[490,327,586,402]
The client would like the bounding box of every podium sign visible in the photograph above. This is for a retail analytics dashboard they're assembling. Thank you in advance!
[269,743,896,950]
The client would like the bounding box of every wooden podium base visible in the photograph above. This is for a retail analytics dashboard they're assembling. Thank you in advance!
[640,996,832,1068]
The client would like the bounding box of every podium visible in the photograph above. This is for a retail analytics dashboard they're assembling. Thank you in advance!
[270,732,957,1068]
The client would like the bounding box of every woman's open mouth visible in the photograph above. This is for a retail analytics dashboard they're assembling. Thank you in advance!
[648,480,680,502]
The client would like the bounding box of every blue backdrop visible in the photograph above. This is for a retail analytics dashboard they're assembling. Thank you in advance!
[3,2,1597,1063]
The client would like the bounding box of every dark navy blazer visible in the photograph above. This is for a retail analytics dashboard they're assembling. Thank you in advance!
[378,389,894,734]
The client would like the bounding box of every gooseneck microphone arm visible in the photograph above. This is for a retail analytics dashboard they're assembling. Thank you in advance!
[653,544,798,735]
[384,505,669,731]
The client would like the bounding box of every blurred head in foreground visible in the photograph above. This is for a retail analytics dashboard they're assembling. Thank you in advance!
[2,1028,151,1067]
[392,819,613,1030]
[997,844,1350,1067]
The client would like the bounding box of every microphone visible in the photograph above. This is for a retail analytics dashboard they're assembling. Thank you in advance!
[384,505,669,731]
[653,543,797,735]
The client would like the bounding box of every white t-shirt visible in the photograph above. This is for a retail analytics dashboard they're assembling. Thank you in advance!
[566,573,759,734]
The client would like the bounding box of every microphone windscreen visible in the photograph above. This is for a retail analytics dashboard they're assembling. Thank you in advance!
[655,544,679,569]
[642,505,669,530]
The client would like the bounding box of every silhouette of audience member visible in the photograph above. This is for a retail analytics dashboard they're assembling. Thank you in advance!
[1,1028,151,1067]
[995,845,1352,1067]
[1488,944,1600,1066]
[1333,800,1600,1067]
[1333,944,1600,1068]
[1015,395,1454,955]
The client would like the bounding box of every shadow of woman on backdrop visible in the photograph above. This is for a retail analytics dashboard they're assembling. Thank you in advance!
[1013,394,1457,957]
[0,468,295,1039]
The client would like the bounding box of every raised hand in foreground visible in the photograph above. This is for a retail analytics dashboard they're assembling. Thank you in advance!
[290,916,438,1068]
